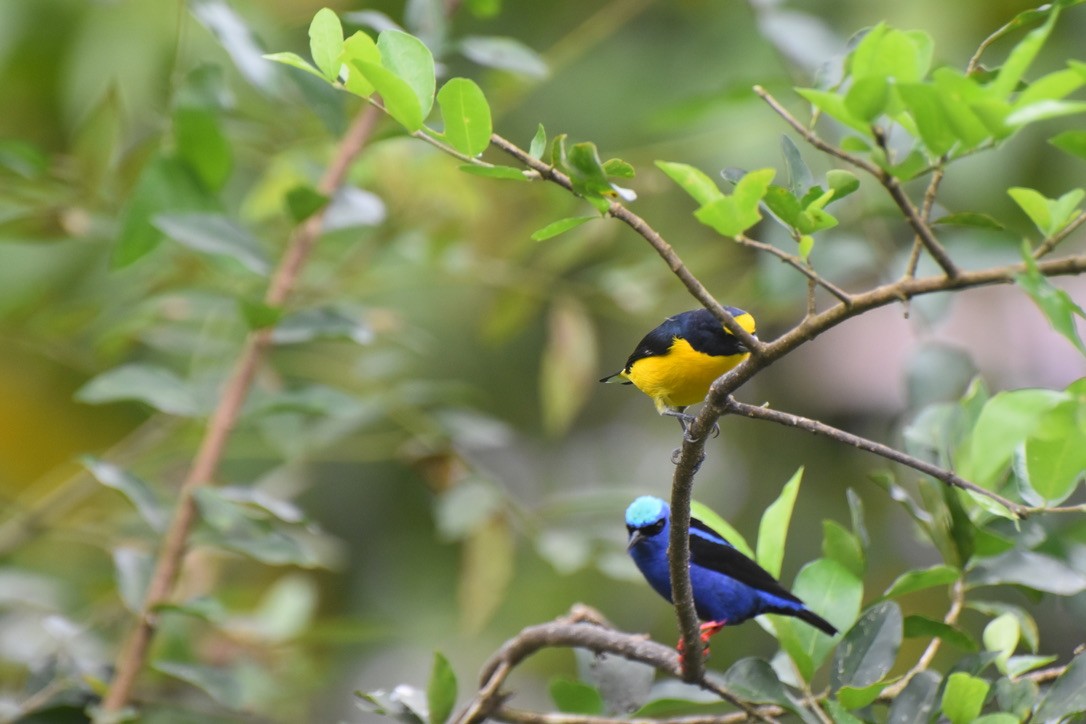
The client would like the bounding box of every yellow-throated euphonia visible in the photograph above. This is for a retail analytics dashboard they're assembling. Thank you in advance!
[600,307,756,427]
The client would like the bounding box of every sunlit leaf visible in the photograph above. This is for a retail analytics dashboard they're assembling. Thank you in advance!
[1016,242,1086,356]
[262,51,326,80]
[822,520,865,578]
[694,168,774,237]
[353,60,424,131]
[339,31,381,97]
[76,363,200,417]
[457,164,528,180]
[1050,129,1086,160]
[529,124,547,159]
[437,78,492,157]
[983,613,1020,673]
[427,652,457,724]
[756,467,803,577]
[880,564,959,600]
[377,30,436,118]
[941,672,990,724]
[309,7,345,80]
[530,216,595,241]
[990,5,1059,99]
[1022,399,1086,502]
[655,161,722,206]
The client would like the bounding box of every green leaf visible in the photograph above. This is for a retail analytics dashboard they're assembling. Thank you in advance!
[1017,241,1086,357]
[309,7,345,80]
[339,31,381,97]
[756,467,803,577]
[1023,400,1086,502]
[154,212,271,275]
[888,671,941,724]
[826,170,860,199]
[691,500,753,559]
[549,679,603,715]
[262,51,326,80]
[850,24,931,83]
[968,601,1040,653]
[972,715,1019,724]
[529,124,546,159]
[174,107,232,191]
[695,168,775,237]
[990,5,1059,99]
[762,185,802,227]
[284,185,330,223]
[897,83,957,155]
[796,88,872,135]
[967,549,1086,595]
[457,164,528,181]
[655,161,722,206]
[113,156,212,268]
[933,212,1005,230]
[378,30,436,118]
[154,661,243,709]
[563,142,615,199]
[427,652,457,724]
[352,60,424,131]
[1016,67,1086,109]
[1005,654,1058,678]
[1035,651,1086,720]
[193,488,328,568]
[1007,99,1086,126]
[957,387,1067,489]
[942,672,990,724]
[904,615,978,651]
[836,681,893,710]
[780,135,813,195]
[773,558,861,681]
[539,296,598,435]
[822,520,865,578]
[831,600,902,690]
[76,363,200,417]
[530,216,595,241]
[437,78,492,157]
[112,546,153,612]
[845,75,890,122]
[457,36,548,78]
[83,457,167,532]
[983,613,1020,673]
[602,158,634,179]
[995,676,1039,720]
[881,564,959,599]
[719,658,793,708]
[1050,129,1086,160]
[271,307,372,345]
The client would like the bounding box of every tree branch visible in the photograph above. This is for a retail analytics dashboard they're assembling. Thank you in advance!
[100,104,383,713]
[735,234,853,306]
[752,86,959,278]
[722,399,1027,518]
[881,578,965,700]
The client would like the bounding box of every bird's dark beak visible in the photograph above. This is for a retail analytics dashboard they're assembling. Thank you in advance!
[626,530,645,550]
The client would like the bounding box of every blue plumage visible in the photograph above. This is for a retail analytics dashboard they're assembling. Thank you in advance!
[624,496,837,638]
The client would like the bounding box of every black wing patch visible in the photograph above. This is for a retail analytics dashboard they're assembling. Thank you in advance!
[680,308,749,358]
[688,532,803,605]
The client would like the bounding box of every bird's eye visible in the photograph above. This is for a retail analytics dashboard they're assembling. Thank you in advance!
[648,519,665,535]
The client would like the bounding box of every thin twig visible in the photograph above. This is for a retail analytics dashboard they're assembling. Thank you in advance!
[881,579,966,700]
[736,235,852,305]
[1034,210,1086,259]
[723,399,1027,517]
[100,104,383,713]
[753,86,959,278]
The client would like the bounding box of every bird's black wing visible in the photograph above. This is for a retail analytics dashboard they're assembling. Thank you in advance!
[682,308,748,357]
[688,526,804,605]
[621,314,685,371]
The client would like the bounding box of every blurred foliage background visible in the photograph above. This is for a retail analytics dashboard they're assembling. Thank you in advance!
[0,0,1084,721]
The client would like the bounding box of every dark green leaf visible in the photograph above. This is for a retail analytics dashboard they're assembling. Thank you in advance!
[1050,129,1086,160]
[831,600,902,690]
[564,141,615,198]
[836,681,891,711]
[933,212,1005,229]
[888,670,940,724]
[720,658,793,708]
[530,216,595,241]
[1016,243,1086,356]
[83,456,167,532]
[549,679,603,715]
[154,661,243,709]
[762,185,802,227]
[966,549,1086,595]
[457,36,548,78]
[602,158,634,179]
[774,558,861,681]
[994,674,1039,720]
[154,212,271,275]
[193,488,328,568]
[271,307,372,345]
[377,30,436,118]
[437,78,492,157]
[427,652,457,724]
[285,185,330,223]
[904,615,978,651]
[756,467,802,577]
[780,135,813,195]
[174,107,232,190]
[881,564,959,599]
[309,8,345,80]
[822,520,865,578]
[457,164,528,181]
[113,156,212,268]
[941,672,990,724]
[76,363,200,417]
[1033,652,1086,720]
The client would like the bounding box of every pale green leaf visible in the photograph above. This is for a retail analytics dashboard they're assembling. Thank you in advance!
[437,78,492,156]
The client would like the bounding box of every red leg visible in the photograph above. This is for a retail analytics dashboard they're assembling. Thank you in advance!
[676,620,728,669]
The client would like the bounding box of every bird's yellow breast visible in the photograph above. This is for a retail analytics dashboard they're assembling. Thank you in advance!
[623,338,749,413]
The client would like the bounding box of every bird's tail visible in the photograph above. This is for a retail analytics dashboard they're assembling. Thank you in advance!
[795,608,838,636]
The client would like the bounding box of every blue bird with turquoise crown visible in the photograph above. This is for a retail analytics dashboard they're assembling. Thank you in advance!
[625,496,837,653]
